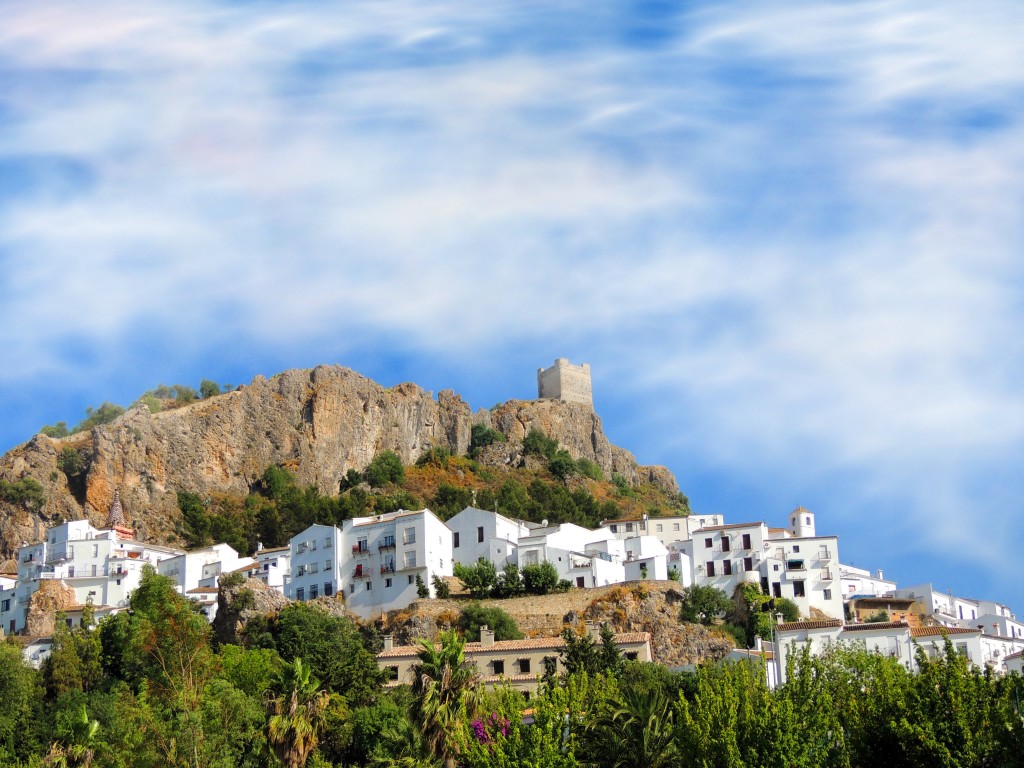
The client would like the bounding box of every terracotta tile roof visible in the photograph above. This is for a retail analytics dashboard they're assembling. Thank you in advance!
[351,510,427,529]
[1004,650,1024,661]
[777,619,843,632]
[850,596,917,607]
[256,546,289,555]
[378,632,652,660]
[187,586,219,594]
[842,621,910,632]
[730,648,775,660]
[911,626,981,638]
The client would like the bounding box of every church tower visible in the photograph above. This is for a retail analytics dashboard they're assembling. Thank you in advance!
[789,506,816,538]
[105,490,135,540]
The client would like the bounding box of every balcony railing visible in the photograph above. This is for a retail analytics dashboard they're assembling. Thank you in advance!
[570,559,591,569]
[819,569,834,581]
[817,548,832,561]
[353,565,371,579]
[379,537,396,551]
[380,564,396,575]
[352,544,371,556]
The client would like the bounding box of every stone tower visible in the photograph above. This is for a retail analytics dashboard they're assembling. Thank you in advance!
[537,358,593,407]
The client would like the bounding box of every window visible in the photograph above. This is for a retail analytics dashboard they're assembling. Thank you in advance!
[310,584,318,599]
[792,545,800,553]
[408,575,415,585]
[626,523,634,532]
[478,526,484,543]
[325,583,333,596]
[610,524,618,533]
[518,658,531,674]
[310,562,319,574]
[404,527,416,545]
[296,587,305,601]
[349,584,355,594]
[493,660,504,675]
[656,524,663,532]
[357,538,368,553]
[742,534,751,549]
[706,561,716,577]
[387,666,399,681]
[793,581,805,598]
[823,589,832,600]
[721,536,730,552]
[68,566,75,577]
[1,600,8,612]
[773,564,780,572]
[704,538,713,548]
[805,516,811,525]
[576,576,585,588]
[324,560,331,571]
[772,582,781,598]
[92,544,98,557]
[404,551,417,569]
[453,532,460,548]
[743,557,753,572]
[325,537,332,548]
[625,652,639,661]
[385,578,392,588]
[673,523,680,531]
[366,581,372,591]
[723,560,732,576]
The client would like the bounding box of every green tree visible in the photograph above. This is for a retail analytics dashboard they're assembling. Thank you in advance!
[416,574,430,599]
[75,402,125,432]
[267,658,331,768]
[523,429,558,459]
[365,451,405,488]
[492,562,524,599]
[522,561,559,595]
[453,559,497,599]
[0,477,46,512]
[430,483,472,520]
[431,575,450,599]
[199,380,221,399]
[459,604,523,642]
[41,422,70,438]
[560,627,599,677]
[468,425,505,459]
[547,449,577,480]
[587,686,677,768]
[57,447,86,478]
[410,631,481,768]
[678,585,731,625]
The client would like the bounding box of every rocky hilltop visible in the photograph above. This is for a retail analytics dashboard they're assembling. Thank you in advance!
[0,365,677,555]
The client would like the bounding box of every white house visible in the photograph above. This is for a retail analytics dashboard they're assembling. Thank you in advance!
[157,542,253,620]
[772,619,987,684]
[838,563,897,599]
[341,508,453,619]
[447,507,530,569]
[691,508,842,620]
[893,583,981,627]
[599,513,725,549]
[517,523,621,586]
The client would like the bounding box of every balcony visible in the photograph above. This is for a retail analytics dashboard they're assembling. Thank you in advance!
[352,543,371,557]
[786,560,806,571]
[353,565,371,579]
[817,547,832,561]
[45,550,70,564]
[379,537,396,551]
[380,563,396,575]
[819,569,834,582]
[570,559,591,569]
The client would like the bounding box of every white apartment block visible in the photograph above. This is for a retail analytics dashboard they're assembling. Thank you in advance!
[248,544,291,591]
[157,543,253,621]
[447,507,530,569]
[285,509,453,619]
[286,524,344,603]
[343,509,453,619]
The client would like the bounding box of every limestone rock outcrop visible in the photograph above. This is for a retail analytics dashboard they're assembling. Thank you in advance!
[0,365,678,554]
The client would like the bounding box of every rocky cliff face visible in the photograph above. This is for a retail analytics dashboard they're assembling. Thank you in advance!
[0,365,678,554]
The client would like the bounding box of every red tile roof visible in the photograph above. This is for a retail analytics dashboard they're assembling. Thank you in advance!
[842,621,910,632]
[777,619,843,632]
[378,632,651,660]
[694,522,765,532]
[911,626,980,637]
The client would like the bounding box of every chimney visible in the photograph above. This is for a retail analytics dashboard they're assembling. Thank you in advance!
[876,569,884,580]
[755,637,763,652]
[383,635,393,652]
[586,621,600,642]
[481,625,495,646]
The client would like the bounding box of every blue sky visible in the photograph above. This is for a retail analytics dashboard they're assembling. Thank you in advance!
[2,1,1023,611]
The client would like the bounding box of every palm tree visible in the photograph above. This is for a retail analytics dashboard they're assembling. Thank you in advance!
[42,705,101,767]
[409,630,481,768]
[589,687,678,768]
[267,657,331,768]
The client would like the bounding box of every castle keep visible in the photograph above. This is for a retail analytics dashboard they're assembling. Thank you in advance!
[537,358,593,407]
